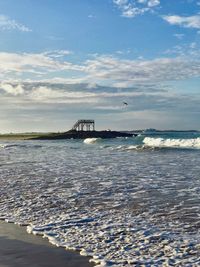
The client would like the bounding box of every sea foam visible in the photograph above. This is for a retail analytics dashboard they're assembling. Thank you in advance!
[0,138,200,266]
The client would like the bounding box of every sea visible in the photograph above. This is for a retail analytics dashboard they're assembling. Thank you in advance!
[0,131,200,266]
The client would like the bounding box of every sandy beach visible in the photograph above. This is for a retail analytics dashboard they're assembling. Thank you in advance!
[0,221,94,267]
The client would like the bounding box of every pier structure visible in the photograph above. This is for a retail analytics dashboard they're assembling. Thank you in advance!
[72,119,95,131]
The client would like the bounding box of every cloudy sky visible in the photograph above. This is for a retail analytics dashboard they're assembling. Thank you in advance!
[0,0,200,132]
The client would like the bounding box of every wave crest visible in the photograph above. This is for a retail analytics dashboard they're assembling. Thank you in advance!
[143,137,200,149]
[83,138,101,144]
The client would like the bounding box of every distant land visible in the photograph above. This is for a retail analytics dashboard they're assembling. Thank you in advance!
[0,129,199,140]
[0,132,45,140]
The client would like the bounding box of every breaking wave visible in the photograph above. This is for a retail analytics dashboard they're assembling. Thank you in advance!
[84,138,101,144]
[143,137,200,149]
[0,143,43,149]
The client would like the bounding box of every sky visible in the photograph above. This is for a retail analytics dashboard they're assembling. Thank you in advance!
[0,0,200,132]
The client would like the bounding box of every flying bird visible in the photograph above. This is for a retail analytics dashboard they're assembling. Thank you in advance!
[123,101,128,106]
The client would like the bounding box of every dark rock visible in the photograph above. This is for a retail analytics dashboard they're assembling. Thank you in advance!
[32,130,136,140]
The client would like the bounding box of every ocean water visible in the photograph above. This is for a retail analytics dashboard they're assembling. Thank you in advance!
[0,131,200,266]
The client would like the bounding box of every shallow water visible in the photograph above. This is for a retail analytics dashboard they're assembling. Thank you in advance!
[0,132,200,266]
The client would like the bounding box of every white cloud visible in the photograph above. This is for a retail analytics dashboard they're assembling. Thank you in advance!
[137,0,160,6]
[113,0,160,18]
[0,83,24,96]
[0,14,31,32]
[173,33,185,39]
[147,0,160,7]
[43,50,72,58]
[29,86,97,103]
[123,6,149,18]
[0,52,82,76]
[1,51,200,87]
[114,0,128,5]
[0,81,169,106]
[163,15,200,29]
[82,55,200,85]
[190,42,197,49]
[163,41,200,58]
[137,0,147,4]
[0,81,200,132]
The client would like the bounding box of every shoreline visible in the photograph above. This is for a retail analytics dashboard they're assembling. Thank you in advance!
[0,221,94,267]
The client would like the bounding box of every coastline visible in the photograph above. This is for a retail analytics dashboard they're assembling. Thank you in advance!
[0,221,94,267]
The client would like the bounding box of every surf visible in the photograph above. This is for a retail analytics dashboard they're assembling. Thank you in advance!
[143,137,200,149]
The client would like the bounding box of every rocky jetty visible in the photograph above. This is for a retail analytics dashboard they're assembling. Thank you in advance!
[32,130,135,140]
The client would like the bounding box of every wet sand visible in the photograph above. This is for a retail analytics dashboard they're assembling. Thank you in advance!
[0,221,94,267]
